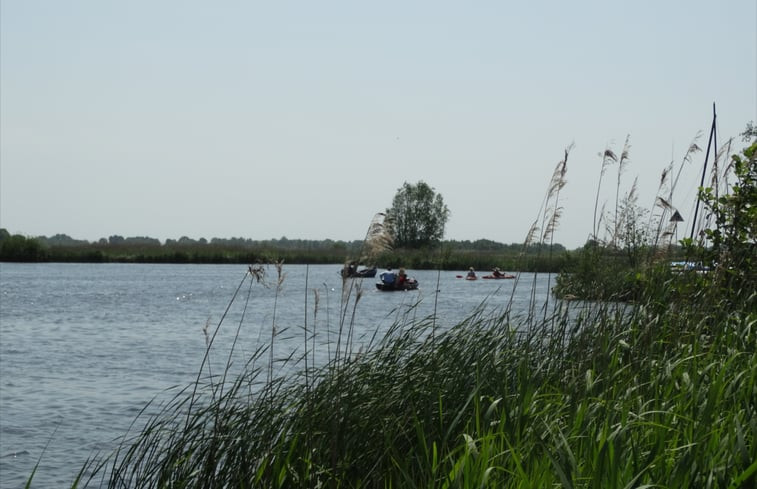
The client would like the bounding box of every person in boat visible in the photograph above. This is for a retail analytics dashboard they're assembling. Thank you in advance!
[466,267,477,279]
[492,267,504,278]
[397,267,407,287]
[380,267,396,286]
[344,262,357,277]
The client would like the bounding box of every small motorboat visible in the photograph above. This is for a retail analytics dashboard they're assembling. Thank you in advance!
[341,266,377,278]
[375,278,419,291]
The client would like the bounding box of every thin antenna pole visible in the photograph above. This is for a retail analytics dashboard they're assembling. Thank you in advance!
[690,103,717,241]
[713,105,718,200]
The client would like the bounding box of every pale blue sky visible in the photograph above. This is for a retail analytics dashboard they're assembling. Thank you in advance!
[1,1,755,249]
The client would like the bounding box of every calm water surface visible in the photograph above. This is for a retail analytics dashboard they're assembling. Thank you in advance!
[0,263,555,487]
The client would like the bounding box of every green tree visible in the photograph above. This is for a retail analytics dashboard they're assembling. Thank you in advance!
[0,234,47,261]
[386,181,450,248]
[693,140,756,300]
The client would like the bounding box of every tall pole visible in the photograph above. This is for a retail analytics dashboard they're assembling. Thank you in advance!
[690,103,717,241]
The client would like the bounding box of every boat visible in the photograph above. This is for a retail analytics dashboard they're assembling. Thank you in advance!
[482,273,515,279]
[341,265,377,278]
[670,261,709,274]
[457,267,478,280]
[455,274,478,280]
[375,279,419,291]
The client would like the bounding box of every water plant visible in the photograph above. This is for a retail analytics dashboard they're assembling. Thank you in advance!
[32,140,755,488]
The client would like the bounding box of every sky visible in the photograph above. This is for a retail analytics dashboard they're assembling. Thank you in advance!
[1,1,755,250]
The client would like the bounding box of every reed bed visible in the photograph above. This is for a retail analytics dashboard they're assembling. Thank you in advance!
[44,140,756,488]
[54,257,754,488]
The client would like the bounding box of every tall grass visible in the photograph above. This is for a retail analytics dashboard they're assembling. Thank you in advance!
[53,144,755,488]
[66,269,754,488]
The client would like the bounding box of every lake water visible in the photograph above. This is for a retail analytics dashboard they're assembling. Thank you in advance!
[0,263,556,488]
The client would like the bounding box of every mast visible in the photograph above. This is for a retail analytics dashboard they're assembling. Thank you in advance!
[689,103,717,241]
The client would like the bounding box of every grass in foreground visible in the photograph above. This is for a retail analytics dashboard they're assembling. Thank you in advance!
[59,262,756,489]
[40,138,756,488]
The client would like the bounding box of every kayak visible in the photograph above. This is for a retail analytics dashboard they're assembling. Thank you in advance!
[482,274,515,279]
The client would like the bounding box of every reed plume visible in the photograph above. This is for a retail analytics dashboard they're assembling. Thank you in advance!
[592,145,617,240]
[612,135,631,247]
[648,164,673,248]
[711,137,734,197]
[360,212,394,264]
[541,147,570,245]
[515,144,571,321]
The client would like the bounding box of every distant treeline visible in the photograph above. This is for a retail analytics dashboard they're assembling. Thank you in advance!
[0,229,570,272]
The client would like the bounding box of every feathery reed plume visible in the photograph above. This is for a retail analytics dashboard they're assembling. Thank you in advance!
[711,137,734,196]
[668,135,702,205]
[543,206,564,244]
[655,196,673,212]
[648,136,701,250]
[593,145,617,240]
[542,145,571,243]
[652,196,675,245]
[360,212,394,263]
[660,166,669,187]
[509,144,571,322]
[541,145,571,320]
[523,220,540,247]
[648,164,673,247]
[613,135,631,247]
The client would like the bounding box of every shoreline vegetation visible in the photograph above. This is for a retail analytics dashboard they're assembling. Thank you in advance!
[0,229,575,272]
[18,136,757,487]
[68,261,754,488]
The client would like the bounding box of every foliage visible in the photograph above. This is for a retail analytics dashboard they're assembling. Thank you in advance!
[385,180,450,248]
[684,140,757,306]
[0,232,48,261]
[0,228,572,271]
[741,120,756,142]
[64,249,755,488]
[558,131,756,306]
[555,142,665,301]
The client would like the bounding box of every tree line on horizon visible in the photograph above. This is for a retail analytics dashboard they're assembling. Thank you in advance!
[0,227,568,268]
[0,180,570,267]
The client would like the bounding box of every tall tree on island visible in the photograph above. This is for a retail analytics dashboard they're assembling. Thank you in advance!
[385,181,450,248]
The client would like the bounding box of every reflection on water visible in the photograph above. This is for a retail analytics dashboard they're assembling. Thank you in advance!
[0,263,558,487]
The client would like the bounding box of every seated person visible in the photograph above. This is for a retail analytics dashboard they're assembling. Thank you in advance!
[397,267,407,286]
[492,267,504,277]
[466,267,476,278]
[380,268,396,285]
